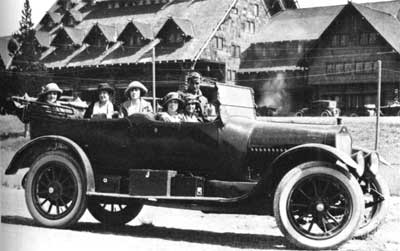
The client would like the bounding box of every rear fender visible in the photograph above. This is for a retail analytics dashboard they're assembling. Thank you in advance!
[252,143,363,197]
[5,135,95,192]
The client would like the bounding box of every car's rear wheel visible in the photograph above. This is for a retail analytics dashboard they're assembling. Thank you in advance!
[274,161,364,250]
[25,151,87,228]
[355,174,389,238]
[87,198,143,226]
[321,111,331,117]
[295,112,303,117]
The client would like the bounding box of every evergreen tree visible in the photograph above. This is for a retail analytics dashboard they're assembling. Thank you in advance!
[10,0,47,96]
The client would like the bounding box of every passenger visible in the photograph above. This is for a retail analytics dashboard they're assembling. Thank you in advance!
[37,83,63,104]
[185,72,208,113]
[182,94,203,122]
[120,81,153,117]
[157,92,184,122]
[84,83,115,119]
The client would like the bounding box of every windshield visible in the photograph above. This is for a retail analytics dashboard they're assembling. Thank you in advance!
[217,83,256,120]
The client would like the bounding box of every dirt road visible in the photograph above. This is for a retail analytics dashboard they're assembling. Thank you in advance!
[1,188,399,251]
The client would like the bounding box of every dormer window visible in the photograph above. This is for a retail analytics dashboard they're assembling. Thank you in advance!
[114,2,120,8]
[145,0,151,5]
[124,2,129,7]
[68,17,74,26]
[107,3,113,9]
[138,0,144,5]
[155,0,161,4]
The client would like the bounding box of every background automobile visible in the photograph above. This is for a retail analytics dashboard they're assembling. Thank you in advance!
[6,83,388,250]
[295,100,340,117]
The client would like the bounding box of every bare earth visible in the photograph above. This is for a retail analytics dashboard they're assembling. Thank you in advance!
[1,188,399,251]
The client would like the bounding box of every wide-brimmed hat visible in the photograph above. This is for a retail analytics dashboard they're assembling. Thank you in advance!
[124,81,148,97]
[39,83,63,97]
[184,94,200,105]
[97,83,114,94]
[163,92,183,108]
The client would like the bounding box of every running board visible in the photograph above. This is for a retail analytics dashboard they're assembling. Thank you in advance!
[87,191,237,202]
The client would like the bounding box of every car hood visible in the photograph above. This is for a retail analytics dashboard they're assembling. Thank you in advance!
[249,119,345,149]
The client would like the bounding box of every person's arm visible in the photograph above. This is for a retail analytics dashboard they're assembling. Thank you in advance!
[106,103,115,119]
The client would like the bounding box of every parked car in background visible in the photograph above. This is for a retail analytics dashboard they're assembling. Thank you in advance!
[6,83,388,250]
[342,104,377,117]
[295,100,340,117]
[256,105,277,116]
[381,101,400,116]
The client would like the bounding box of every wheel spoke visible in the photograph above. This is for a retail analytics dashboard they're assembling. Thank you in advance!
[320,181,330,198]
[325,211,340,226]
[40,198,49,206]
[298,188,313,201]
[47,204,53,214]
[307,220,314,232]
[312,179,319,197]
[118,204,123,211]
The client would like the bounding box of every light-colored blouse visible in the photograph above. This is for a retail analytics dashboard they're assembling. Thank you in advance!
[157,112,183,122]
[120,98,153,117]
[92,101,114,119]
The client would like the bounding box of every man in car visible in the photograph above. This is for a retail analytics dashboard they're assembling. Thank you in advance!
[182,72,208,116]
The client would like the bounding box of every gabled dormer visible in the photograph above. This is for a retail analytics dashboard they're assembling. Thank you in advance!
[39,12,63,31]
[51,26,85,50]
[156,17,194,45]
[118,21,153,48]
[83,23,117,48]
[57,0,76,13]
[265,0,285,16]
[61,9,83,27]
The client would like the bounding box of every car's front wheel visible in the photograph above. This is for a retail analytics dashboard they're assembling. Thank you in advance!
[274,161,364,250]
[355,174,389,238]
[87,198,143,226]
[25,151,87,228]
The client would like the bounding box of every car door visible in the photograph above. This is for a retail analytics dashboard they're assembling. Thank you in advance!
[128,114,184,170]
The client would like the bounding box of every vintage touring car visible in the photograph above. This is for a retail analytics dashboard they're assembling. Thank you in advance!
[6,83,389,250]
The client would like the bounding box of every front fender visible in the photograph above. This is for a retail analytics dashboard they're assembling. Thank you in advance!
[5,135,95,192]
[274,143,364,176]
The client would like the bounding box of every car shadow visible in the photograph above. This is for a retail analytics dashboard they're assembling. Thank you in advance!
[1,215,293,250]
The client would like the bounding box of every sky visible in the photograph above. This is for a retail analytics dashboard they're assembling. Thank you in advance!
[0,0,395,36]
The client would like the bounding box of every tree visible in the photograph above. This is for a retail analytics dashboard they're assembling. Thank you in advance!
[9,0,47,96]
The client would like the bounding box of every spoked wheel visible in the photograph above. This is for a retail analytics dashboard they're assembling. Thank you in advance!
[274,161,364,250]
[321,111,330,117]
[88,198,143,226]
[25,151,87,228]
[355,174,389,238]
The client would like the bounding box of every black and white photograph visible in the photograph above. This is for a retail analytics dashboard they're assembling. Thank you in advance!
[1,0,399,250]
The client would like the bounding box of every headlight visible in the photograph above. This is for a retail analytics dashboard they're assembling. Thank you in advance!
[335,128,352,155]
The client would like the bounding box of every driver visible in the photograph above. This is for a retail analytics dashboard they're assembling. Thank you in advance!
[182,94,203,122]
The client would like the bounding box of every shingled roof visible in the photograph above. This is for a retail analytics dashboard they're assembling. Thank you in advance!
[353,2,400,54]
[42,0,237,69]
[253,5,344,43]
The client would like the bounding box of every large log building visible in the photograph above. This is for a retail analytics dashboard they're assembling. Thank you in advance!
[239,1,400,113]
[21,0,297,102]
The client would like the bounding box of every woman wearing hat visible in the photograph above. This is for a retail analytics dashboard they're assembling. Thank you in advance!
[157,92,184,122]
[84,83,115,119]
[182,94,202,122]
[37,83,63,104]
[120,81,153,117]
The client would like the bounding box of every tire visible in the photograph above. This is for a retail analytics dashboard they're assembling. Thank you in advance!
[273,161,364,250]
[88,198,143,226]
[355,174,390,238]
[321,111,330,117]
[295,112,303,117]
[350,113,358,117]
[25,151,87,228]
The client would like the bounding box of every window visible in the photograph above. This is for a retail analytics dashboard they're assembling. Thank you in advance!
[369,33,377,44]
[360,33,369,45]
[331,35,339,47]
[335,63,344,73]
[340,34,349,47]
[326,63,335,74]
[231,7,238,14]
[215,37,224,49]
[344,63,353,74]
[145,0,152,4]
[241,22,246,32]
[253,4,259,16]
[364,61,373,72]
[168,33,176,43]
[114,2,120,8]
[355,62,364,73]
[227,69,232,80]
[248,21,255,33]
[232,70,236,81]
[231,44,241,58]
[331,34,348,47]
[107,3,113,9]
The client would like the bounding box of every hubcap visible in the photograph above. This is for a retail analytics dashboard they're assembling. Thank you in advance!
[316,202,325,212]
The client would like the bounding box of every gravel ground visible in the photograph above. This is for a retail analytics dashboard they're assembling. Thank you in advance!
[1,188,400,251]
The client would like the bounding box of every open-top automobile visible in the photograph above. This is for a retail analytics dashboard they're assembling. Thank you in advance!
[6,82,389,250]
